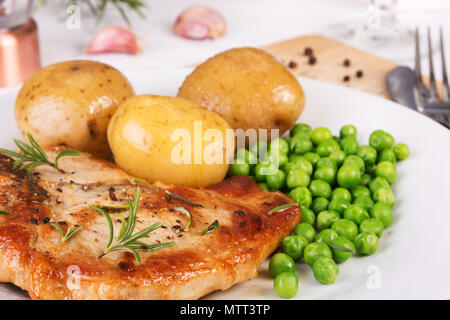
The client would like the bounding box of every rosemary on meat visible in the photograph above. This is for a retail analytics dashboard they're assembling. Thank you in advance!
[200,220,219,235]
[0,210,11,215]
[267,203,299,215]
[0,133,80,179]
[91,187,174,264]
[50,223,83,242]
[131,177,149,184]
[172,206,192,230]
[165,190,204,207]
[92,204,130,213]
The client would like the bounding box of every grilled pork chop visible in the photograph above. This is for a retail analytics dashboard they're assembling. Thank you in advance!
[0,147,301,300]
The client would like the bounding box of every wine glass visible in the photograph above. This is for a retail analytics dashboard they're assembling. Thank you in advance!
[323,0,415,61]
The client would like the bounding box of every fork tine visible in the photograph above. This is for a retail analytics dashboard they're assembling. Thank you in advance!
[427,27,440,101]
[414,27,423,83]
[440,27,450,100]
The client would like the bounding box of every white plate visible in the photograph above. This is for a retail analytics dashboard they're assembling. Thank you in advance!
[0,68,449,300]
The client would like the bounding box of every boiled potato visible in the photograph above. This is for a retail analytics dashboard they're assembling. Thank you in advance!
[178,47,305,140]
[15,60,134,158]
[107,95,234,188]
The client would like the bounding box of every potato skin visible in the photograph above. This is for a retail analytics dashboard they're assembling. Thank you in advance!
[15,60,134,158]
[107,95,234,188]
[178,47,305,140]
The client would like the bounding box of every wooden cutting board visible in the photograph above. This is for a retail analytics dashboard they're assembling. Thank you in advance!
[263,35,397,99]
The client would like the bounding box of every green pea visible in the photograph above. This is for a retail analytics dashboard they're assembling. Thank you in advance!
[312,257,339,285]
[313,167,336,184]
[353,195,374,212]
[294,223,316,243]
[357,145,377,165]
[393,143,410,161]
[329,236,355,264]
[303,242,332,267]
[273,272,298,298]
[351,185,371,198]
[291,157,313,175]
[264,150,288,168]
[360,218,384,238]
[266,169,286,190]
[354,232,379,255]
[316,210,340,231]
[309,180,332,198]
[236,148,258,165]
[369,130,395,152]
[286,169,310,189]
[282,235,309,260]
[311,197,330,214]
[316,139,340,157]
[343,155,365,174]
[337,165,361,188]
[258,182,269,191]
[290,123,312,137]
[289,187,312,208]
[328,198,350,215]
[375,161,397,184]
[316,157,338,171]
[331,219,359,242]
[378,149,397,164]
[340,136,359,155]
[270,138,290,155]
[359,173,372,187]
[369,176,391,194]
[373,188,395,207]
[290,134,313,154]
[250,141,268,159]
[255,162,273,182]
[228,162,250,176]
[282,161,299,175]
[311,127,333,145]
[269,253,296,277]
[329,150,346,165]
[343,204,369,225]
[300,207,315,225]
[303,152,320,167]
[316,229,339,244]
[340,124,357,139]
[330,188,352,202]
[370,202,393,227]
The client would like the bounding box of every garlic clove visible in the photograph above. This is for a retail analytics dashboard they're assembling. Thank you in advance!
[85,26,140,55]
[173,5,226,40]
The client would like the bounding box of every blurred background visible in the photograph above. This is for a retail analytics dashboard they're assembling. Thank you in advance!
[1,0,449,92]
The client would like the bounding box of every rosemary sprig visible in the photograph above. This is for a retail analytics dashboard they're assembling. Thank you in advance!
[172,206,192,230]
[91,187,174,264]
[268,203,299,215]
[165,190,204,208]
[0,210,11,215]
[201,220,219,235]
[50,223,83,242]
[35,0,147,28]
[0,133,80,179]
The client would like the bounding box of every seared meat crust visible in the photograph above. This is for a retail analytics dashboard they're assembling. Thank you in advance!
[0,148,300,300]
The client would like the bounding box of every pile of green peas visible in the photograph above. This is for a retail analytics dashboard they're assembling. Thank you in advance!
[227,123,410,299]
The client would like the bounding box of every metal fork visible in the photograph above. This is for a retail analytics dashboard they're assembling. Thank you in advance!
[414,27,450,128]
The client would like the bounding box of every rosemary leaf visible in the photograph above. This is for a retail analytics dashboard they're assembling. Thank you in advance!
[50,223,83,242]
[268,203,299,215]
[201,220,219,235]
[172,206,192,230]
[0,210,11,215]
[165,190,204,207]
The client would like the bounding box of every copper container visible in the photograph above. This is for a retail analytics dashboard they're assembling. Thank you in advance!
[0,0,40,87]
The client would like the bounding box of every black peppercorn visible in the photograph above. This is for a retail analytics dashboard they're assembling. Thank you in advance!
[304,47,313,56]
[356,70,363,78]
[343,75,350,82]
[308,56,317,65]
[288,61,297,69]
[343,59,351,67]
